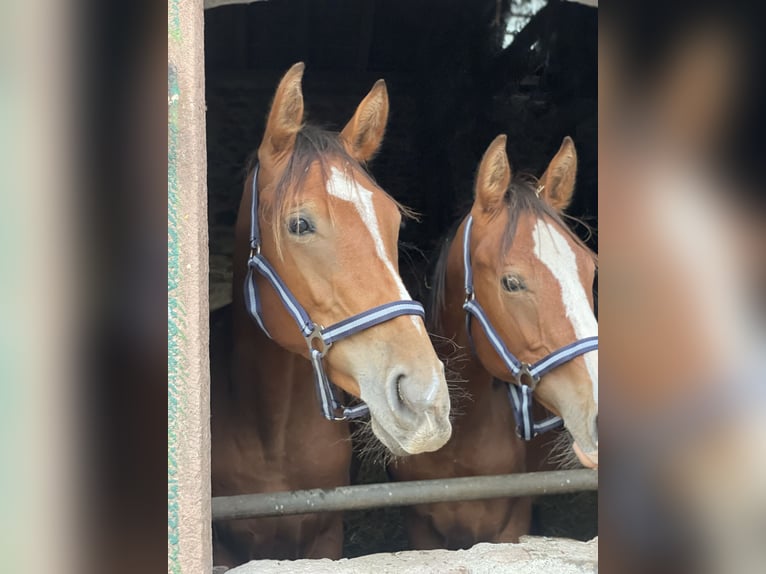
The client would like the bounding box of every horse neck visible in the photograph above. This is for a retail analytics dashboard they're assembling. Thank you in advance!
[228,299,329,434]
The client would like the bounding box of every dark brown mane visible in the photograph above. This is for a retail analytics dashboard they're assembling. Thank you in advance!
[247,125,415,248]
[428,174,596,334]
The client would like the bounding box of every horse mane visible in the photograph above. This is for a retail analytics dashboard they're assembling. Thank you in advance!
[246,125,416,252]
[428,174,596,335]
[427,220,461,334]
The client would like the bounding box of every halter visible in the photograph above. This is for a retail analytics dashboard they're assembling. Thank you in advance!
[461,215,599,440]
[244,164,427,422]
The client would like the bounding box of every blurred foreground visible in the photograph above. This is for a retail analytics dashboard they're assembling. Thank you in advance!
[600,2,766,573]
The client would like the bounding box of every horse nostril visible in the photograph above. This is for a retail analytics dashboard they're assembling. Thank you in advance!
[395,374,406,409]
[395,372,442,415]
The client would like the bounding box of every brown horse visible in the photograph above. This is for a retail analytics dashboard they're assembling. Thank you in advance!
[211,63,452,565]
[390,134,598,549]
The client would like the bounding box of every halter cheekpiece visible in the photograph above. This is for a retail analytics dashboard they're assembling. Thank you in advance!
[244,164,427,421]
[461,215,599,440]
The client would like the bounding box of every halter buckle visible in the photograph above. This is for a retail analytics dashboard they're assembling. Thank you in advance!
[306,324,332,357]
[249,243,262,259]
[515,362,540,391]
[464,289,475,303]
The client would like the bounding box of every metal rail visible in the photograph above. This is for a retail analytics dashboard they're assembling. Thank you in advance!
[212,469,597,521]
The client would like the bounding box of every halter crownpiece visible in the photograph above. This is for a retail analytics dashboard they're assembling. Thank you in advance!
[244,163,427,421]
[461,215,599,440]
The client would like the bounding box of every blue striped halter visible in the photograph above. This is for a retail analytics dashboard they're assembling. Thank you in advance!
[461,215,599,440]
[243,164,426,421]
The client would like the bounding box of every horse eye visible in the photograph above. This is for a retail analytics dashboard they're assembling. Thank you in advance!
[502,275,525,293]
[287,217,313,235]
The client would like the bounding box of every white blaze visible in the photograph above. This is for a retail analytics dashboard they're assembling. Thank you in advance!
[326,167,422,332]
[532,219,598,404]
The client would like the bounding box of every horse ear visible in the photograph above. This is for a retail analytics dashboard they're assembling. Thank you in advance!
[260,62,305,160]
[539,136,577,212]
[474,135,511,214]
[340,80,389,162]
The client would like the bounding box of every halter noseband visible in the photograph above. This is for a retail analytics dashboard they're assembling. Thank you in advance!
[244,164,426,421]
[461,215,599,440]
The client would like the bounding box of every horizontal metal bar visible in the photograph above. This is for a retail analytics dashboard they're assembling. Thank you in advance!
[212,469,597,521]
[204,0,267,10]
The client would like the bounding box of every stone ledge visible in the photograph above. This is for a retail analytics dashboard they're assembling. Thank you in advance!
[220,536,598,574]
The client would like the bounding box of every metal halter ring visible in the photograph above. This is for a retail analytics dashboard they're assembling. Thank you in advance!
[515,363,540,391]
[464,289,475,303]
[328,407,348,422]
[306,325,332,357]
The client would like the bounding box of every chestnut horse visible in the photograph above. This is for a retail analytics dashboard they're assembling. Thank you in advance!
[390,134,598,549]
[211,63,452,565]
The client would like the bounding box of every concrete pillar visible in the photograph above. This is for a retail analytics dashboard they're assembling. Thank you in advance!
[168,0,211,573]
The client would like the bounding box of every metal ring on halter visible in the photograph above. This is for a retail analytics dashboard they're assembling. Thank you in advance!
[515,363,540,391]
[306,324,332,357]
[329,407,348,422]
[464,289,475,303]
